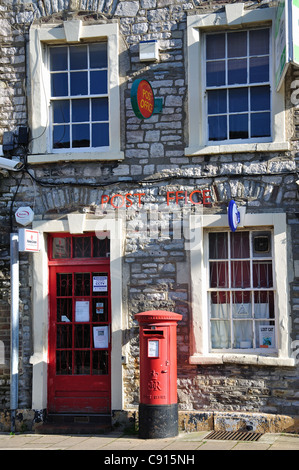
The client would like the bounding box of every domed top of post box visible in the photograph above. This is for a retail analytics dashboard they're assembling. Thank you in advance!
[134,310,182,324]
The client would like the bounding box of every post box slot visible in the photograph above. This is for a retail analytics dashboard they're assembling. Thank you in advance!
[143,330,164,336]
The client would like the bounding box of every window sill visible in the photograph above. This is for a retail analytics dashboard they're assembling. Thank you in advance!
[185,141,290,156]
[27,150,124,164]
[189,354,295,367]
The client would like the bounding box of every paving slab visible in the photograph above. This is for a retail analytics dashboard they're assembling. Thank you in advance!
[0,431,297,451]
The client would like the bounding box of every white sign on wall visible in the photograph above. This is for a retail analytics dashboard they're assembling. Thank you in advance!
[18,229,40,252]
[276,0,299,90]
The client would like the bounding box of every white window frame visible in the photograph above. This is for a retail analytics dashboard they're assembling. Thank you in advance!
[185,5,290,156]
[188,212,295,367]
[207,228,276,352]
[28,21,124,163]
[49,42,109,153]
[205,28,272,144]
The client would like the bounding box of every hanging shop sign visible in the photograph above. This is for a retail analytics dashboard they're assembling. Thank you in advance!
[275,0,299,90]
[228,200,240,232]
[18,229,40,252]
[131,79,162,119]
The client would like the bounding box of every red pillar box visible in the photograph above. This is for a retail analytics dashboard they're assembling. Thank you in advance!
[134,310,182,439]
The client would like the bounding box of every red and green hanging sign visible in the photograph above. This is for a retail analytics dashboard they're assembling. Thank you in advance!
[131,79,162,119]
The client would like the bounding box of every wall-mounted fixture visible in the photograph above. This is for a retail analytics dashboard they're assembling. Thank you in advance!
[139,40,159,62]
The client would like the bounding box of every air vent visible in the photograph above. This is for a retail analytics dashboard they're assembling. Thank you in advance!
[206,431,263,442]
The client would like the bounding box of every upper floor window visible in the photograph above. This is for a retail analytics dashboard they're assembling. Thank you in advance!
[28,21,123,163]
[50,43,109,151]
[206,29,271,143]
[186,6,289,156]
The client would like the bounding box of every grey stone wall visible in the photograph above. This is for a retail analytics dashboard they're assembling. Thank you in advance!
[0,0,298,422]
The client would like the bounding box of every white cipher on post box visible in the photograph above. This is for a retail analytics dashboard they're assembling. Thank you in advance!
[18,229,40,252]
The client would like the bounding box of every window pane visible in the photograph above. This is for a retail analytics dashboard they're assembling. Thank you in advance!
[206,61,225,86]
[228,59,247,84]
[210,261,229,288]
[249,29,269,55]
[253,261,273,288]
[210,292,230,319]
[250,56,269,83]
[57,324,72,349]
[75,351,90,375]
[93,236,110,258]
[90,70,108,94]
[72,99,89,122]
[227,31,247,58]
[206,33,225,59]
[229,114,248,139]
[208,90,227,115]
[92,98,109,121]
[70,45,87,70]
[229,88,248,113]
[254,291,274,319]
[53,100,70,124]
[75,325,90,348]
[53,237,71,259]
[211,320,230,349]
[56,350,72,375]
[252,231,272,257]
[255,321,275,348]
[73,238,91,259]
[251,112,271,137]
[90,43,107,69]
[208,115,227,141]
[92,123,109,147]
[50,47,67,71]
[231,261,250,288]
[232,291,251,319]
[53,125,70,149]
[57,273,72,297]
[209,232,228,259]
[74,272,90,296]
[70,71,88,96]
[92,298,108,322]
[230,231,249,258]
[92,350,108,375]
[51,73,68,97]
[57,298,73,323]
[251,86,270,111]
[233,320,253,348]
[72,124,90,147]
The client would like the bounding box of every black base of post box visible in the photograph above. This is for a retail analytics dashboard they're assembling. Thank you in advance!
[139,403,178,439]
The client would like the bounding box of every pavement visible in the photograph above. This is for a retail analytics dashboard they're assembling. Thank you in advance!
[0,430,298,452]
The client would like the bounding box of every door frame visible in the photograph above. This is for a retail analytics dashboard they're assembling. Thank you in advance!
[30,217,124,413]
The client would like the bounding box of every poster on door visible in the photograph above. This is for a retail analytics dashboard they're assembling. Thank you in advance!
[93,326,109,349]
[93,275,108,292]
[75,300,89,322]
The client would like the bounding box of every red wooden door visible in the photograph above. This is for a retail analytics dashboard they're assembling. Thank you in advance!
[48,234,111,414]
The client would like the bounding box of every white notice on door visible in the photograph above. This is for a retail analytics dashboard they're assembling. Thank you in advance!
[93,275,108,292]
[93,326,109,349]
[75,300,89,322]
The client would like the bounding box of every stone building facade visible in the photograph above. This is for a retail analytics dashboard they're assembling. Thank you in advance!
[0,0,298,432]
